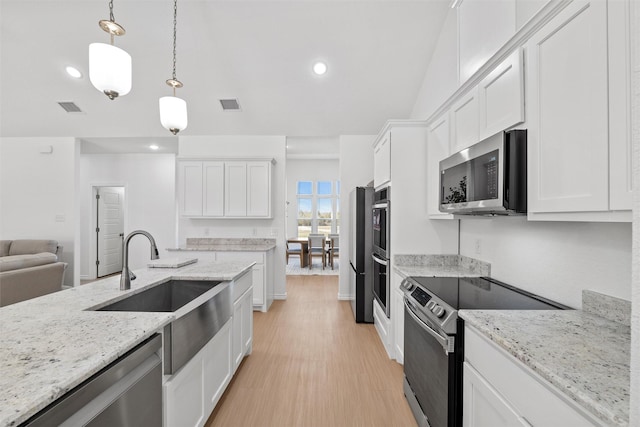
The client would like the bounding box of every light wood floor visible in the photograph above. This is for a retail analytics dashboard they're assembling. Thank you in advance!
[206,275,417,427]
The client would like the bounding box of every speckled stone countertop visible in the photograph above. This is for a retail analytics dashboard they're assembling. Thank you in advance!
[393,254,491,278]
[460,305,630,426]
[168,237,276,252]
[0,260,253,427]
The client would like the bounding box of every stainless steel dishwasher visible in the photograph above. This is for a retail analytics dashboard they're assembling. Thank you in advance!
[23,334,162,427]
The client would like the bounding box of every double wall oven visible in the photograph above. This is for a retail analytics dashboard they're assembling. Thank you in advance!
[400,276,568,427]
[372,187,390,317]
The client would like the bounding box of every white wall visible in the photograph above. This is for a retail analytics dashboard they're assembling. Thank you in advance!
[178,136,287,299]
[79,154,176,278]
[0,137,79,286]
[338,135,375,299]
[285,158,339,239]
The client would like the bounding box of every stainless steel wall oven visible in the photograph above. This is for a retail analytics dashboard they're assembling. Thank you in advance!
[372,187,390,317]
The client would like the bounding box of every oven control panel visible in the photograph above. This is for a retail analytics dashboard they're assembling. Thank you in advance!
[411,287,432,307]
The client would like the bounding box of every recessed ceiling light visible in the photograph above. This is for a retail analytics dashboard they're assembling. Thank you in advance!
[65,66,82,79]
[313,62,328,76]
[149,144,159,150]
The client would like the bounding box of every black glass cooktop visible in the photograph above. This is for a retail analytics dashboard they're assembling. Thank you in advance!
[410,276,567,311]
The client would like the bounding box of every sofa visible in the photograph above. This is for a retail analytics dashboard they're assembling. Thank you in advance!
[0,239,67,307]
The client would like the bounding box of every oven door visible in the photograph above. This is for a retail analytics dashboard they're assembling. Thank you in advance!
[372,203,388,257]
[372,253,389,317]
[404,299,458,427]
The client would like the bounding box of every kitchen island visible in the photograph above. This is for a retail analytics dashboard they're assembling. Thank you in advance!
[0,260,253,427]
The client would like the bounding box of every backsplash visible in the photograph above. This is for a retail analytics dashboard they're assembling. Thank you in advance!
[582,290,631,326]
[394,254,491,276]
[185,238,276,248]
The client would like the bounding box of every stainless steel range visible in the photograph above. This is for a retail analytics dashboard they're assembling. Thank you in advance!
[400,276,569,427]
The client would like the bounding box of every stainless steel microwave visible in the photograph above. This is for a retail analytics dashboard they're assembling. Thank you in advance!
[439,129,527,215]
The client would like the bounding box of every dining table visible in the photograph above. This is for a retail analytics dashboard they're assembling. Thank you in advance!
[287,236,335,268]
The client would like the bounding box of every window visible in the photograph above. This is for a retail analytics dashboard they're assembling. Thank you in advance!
[296,180,340,237]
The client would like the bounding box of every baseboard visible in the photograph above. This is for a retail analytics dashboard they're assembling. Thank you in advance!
[273,292,287,300]
[337,293,353,301]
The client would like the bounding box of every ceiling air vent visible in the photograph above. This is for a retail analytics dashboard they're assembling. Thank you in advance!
[58,101,83,113]
[219,98,241,111]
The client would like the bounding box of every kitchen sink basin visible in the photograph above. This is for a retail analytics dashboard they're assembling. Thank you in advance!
[98,280,222,313]
[97,279,232,375]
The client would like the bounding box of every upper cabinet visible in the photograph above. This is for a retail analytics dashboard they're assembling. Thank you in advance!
[450,87,479,153]
[373,130,391,188]
[478,49,524,140]
[526,0,630,221]
[178,159,273,219]
[458,0,516,84]
[427,114,453,219]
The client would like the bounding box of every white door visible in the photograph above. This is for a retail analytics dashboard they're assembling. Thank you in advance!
[97,187,124,277]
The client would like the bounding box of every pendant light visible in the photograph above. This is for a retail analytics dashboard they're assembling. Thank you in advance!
[89,0,132,100]
[159,0,188,134]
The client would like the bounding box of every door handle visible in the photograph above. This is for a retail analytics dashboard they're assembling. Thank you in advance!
[371,254,388,266]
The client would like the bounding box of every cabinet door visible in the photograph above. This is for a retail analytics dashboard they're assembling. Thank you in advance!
[478,48,524,140]
[246,161,271,217]
[164,351,205,427]
[427,114,453,218]
[393,286,404,364]
[203,321,232,417]
[203,161,224,217]
[224,162,248,217]
[178,161,203,217]
[463,363,528,427]
[232,297,243,372]
[374,130,391,188]
[252,264,265,306]
[608,0,633,211]
[241,288,253,354]
[526,0,609,213]
[450,87,480,153]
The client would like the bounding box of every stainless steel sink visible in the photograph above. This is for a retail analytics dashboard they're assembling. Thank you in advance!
[97,279,232,375]
[98,280,222,313]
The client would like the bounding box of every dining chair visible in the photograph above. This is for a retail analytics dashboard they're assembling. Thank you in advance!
[328,234,339,270]
[307,234,326,269]
[286,241,303,266]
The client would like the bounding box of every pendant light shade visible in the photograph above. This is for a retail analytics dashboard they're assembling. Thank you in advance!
[89,42,132,99]
[159,95,188,134]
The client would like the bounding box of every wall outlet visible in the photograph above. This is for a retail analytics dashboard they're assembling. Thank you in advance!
[252,228,258,236]
[270,228,278,237]
[203,228,210,236]
[55,214,65,222]
[474,238,481,255]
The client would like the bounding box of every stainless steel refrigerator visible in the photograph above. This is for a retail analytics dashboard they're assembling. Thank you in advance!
[349,186,374,323]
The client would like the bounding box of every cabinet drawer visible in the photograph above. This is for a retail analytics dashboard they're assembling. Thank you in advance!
[231,270,252,302]
[464,326,599,426]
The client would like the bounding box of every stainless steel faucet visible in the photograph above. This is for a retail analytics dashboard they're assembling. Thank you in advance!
[120,230,159,290]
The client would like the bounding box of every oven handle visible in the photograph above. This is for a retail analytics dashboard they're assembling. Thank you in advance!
[404,298,455,355]
[373,203,388,209]
[371,254,388,266]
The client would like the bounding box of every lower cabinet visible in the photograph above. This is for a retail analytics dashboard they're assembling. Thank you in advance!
[373,299,394,359]
[464,325,600,427]
[391,271,405,364]
[164,320,232,427]
[232,271,253,373]
[216,250,274,312]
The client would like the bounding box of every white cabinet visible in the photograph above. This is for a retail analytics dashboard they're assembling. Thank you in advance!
[373,130,391,188]
[478,49,524,140]
[525,0,609,214]
[216,250,274,312]
[450,87,479,153]
[373,298,394,359]
[392,271,404,364]
[464,325,600,427]
[427,113,454,219]
[224,162,248,217]
[608,0,633,211]
[458,0,516,84]
[177,159,273,218]
[203,162,225,217]
[164,320,232,427]
[231,270,253,373]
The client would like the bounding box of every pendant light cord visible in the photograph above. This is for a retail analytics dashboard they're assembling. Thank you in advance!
[172,0,178,82]
[109,0,115,22]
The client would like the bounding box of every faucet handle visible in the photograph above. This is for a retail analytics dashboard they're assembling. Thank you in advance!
[130,271,136,281]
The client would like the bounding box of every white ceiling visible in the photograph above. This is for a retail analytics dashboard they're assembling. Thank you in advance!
[0,0,449,142]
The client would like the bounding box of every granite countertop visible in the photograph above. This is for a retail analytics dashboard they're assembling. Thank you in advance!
[0,260,253,427]
[460,299,631,426]
[168,237,277,252]
[393,254,491,278]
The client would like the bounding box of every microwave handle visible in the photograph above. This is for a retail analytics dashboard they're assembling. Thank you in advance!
[371,254,388,266]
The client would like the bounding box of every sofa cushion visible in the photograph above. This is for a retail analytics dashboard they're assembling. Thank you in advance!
[0,240,11,257]
[0,253,58,272]
[8,240,58,256]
